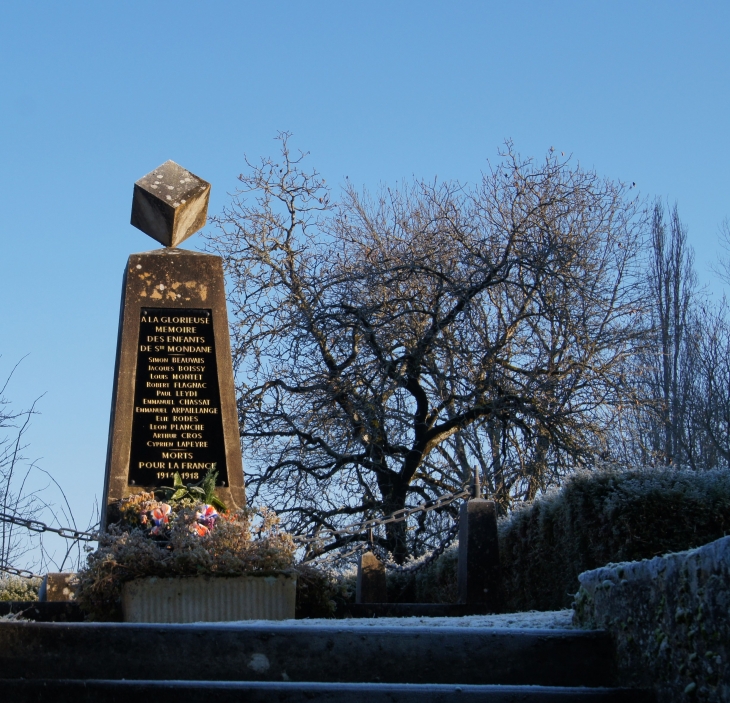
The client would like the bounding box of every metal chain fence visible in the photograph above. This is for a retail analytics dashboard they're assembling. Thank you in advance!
[0,511,99,542]
[0,564,42,579]
[292,488,470,545]
[370,517,461,574]
[0,485,472,577]
[299,487,468,573]
[302,540,370,567]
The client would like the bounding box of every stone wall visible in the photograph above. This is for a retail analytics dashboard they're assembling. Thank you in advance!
[573,536,730,702]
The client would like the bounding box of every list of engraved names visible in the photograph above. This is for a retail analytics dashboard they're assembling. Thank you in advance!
[128,308,228,487]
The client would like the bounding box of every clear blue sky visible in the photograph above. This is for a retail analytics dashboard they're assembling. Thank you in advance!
[1,1,728,545]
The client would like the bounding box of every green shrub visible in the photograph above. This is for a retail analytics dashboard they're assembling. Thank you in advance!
[413,544,459,603]
[0,575,41,601]
[295,467,730,613]
[295,546,459,611]
[385,544,459,604]
[294,562,357,618]
[499,465,730,612]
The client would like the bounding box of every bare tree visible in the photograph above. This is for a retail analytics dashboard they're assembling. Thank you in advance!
[713,217,730,285]
[206,135,648,560]
[650,203,697,465]
[0,359,87,575]
[618,202,698,468]
[676,219,730,468]
[0,360,44,572]
[681,299,730,469]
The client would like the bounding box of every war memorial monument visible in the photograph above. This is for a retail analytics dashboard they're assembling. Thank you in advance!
[101,160,244,529]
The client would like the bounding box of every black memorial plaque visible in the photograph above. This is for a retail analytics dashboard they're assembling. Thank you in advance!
[128,307,228,488]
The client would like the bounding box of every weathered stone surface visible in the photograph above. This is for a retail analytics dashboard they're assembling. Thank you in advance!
[0,680,646,701]
[122,574,297,623]
[573,535,730,702]
[356,551,387,603]
[0,621,620,687]
[131,160,210,248]
[341,603,510,618]
[102,248,244,528]
[458,499,503,610]
[0,601,84,621]
[38,573,78,602]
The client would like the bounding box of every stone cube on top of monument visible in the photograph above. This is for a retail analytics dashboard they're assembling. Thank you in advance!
[131,160,211,248]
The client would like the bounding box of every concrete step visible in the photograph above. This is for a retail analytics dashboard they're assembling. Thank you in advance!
[0,601,84,622]
[340,603,499,618]
[0,600,497,621]
[0,679,653,702]
[0,621,617,688]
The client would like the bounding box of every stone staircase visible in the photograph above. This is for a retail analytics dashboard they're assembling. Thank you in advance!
[0,620,653,701]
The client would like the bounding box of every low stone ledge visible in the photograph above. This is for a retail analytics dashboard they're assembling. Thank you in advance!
[573,535,730,702]
[122,573,297,623]
[0,601,84,622]
[338,603,499,619]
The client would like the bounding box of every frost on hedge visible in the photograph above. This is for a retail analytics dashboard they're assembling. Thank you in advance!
[574,536,730,702]
[0,575,41,602]
[384,543,460,604]
[498,465,730,612]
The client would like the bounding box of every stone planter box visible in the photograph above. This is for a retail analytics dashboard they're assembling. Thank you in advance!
[121,573,297,623]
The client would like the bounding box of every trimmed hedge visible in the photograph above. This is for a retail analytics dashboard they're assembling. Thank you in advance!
[499,466,730,612]
[385,545,459,604]
[0,575,40,602]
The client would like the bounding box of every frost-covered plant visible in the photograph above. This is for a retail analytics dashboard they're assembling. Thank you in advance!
[499,465,730,612]
[0,574,41,601]
[298,466,730,612]
[382,544,460,604]
[413,543,459,603]
[76,503,295,620]
[294,562,356,618]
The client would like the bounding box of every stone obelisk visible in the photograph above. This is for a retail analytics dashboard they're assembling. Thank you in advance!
[101,161,244,529]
